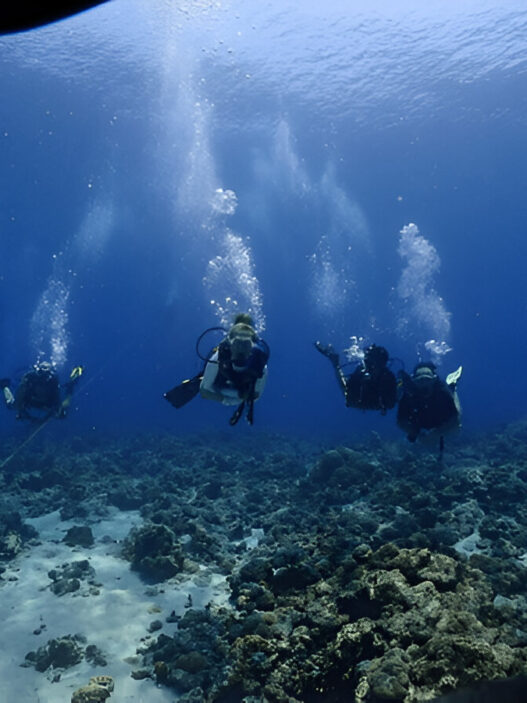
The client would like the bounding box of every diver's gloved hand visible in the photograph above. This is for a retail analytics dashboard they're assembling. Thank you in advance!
[314,341,339,366]
[3,386,15,405]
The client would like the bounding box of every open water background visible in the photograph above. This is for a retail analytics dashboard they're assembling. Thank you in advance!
[1,0,526,440]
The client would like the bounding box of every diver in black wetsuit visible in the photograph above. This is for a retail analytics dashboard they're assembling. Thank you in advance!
[315,341,397,415]
[1,361,83,422]
[396,361,462,454]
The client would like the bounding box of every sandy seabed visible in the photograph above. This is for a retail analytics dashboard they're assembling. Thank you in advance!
[1,426,527,702]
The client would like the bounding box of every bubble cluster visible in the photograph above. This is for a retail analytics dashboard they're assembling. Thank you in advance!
[211,188,238,216]
[175,99,218,222]
[203,230,265,332]
[310,235,346,319]
[30,278,70,369]
[424,338,452,360]
[320,164,371,253]
[343,335,366,363]
[396,222,451,362]
[74,199,115,262]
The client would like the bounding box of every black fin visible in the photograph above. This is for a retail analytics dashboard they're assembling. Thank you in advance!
[164,375,202,409]
[229,401,245,426]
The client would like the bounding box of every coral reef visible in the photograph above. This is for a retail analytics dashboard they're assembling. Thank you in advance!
[25,635,85,672]
[24,634,107,673]
[71,675,114,702]
[3,424,527,700]
[63,525,95,547]
[48,559,98,596]
[0,509,37,560]
[122,522,184,582]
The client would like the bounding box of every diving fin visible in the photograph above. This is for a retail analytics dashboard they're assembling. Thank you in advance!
[446,365,463,388]
[164,375,202,409]
[229,401,246,426]
[63,365,84,395]
[70,366,84,382]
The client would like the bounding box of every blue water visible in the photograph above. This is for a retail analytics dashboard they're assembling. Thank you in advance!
[1,0,526,440]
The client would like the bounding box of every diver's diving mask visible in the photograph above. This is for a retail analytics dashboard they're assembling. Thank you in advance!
[230,336,254,368]
[413,366,436,391]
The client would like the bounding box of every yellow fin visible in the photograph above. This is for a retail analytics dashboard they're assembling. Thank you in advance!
[446,365,462,386]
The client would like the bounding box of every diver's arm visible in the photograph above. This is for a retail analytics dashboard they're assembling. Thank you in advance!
[199,358,222,401]
[200,386,240,405]
[57,394,72,418]
[435,386,462,433]
[200,385,226,402]
[199,352,237,404]
[451,387,462,418]
[57,384,75,417]
[314,342,347,397]
[252,366,268,400]
[333,364,349,400]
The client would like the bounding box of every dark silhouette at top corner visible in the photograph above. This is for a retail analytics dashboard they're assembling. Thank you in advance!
[0,1,110,35]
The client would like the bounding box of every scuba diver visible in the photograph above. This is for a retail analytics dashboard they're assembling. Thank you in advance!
[315,341,398,415]
[164,313,270,426]
[0,361,83,422]
[396,361,462,457]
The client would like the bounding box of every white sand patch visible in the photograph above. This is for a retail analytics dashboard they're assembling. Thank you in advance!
[453,530,482,557]
[0,508,229,702]
[243,528,264,550]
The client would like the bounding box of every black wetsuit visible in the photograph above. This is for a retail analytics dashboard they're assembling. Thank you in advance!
[216,339,269,399]
[15,369,61,420]
[397,376,458,441]
[345,367,397,413]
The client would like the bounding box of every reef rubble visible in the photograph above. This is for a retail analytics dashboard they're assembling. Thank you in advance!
[1,424,527,701]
